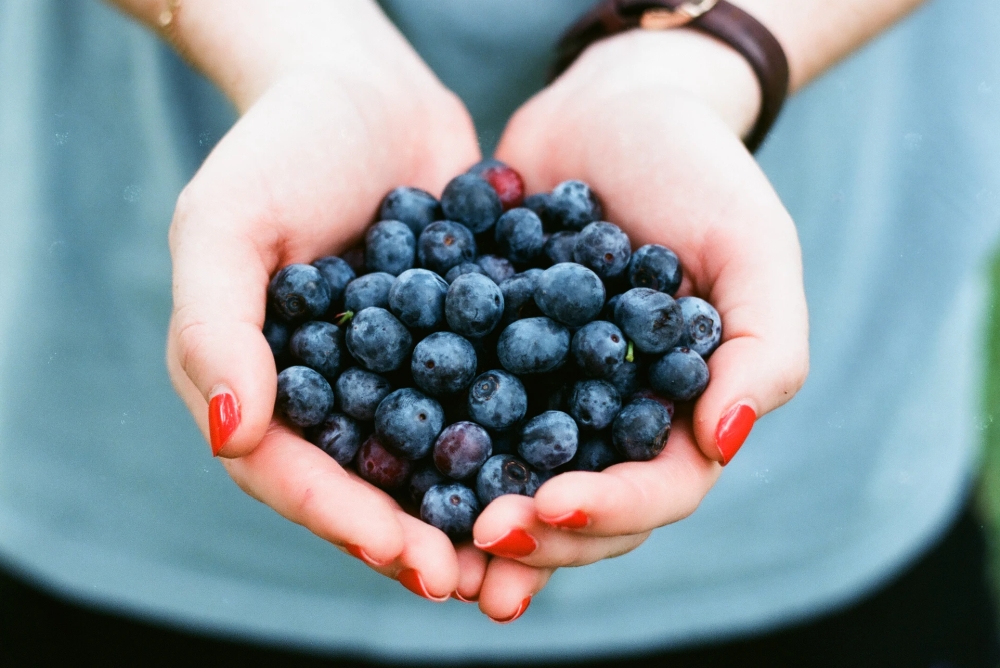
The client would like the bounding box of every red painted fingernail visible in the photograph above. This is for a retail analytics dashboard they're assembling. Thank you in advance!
[345,544,389,568]
[489,597,531,624]
[208,391,240,456]
[398,569,448,602]
[716,403,756,465]
[542,510,589,529]
[451,591,478,604]
[474,528,537,559]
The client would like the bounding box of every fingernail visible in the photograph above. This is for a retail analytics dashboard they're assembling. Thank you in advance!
[541,510,589,529]
[208,390,240,456]
[474,528,537,559]
[451,591,478,604]
[345,544,390,568]
[716,403,756,465]
[398,569,449,602]
[489,597,531,624]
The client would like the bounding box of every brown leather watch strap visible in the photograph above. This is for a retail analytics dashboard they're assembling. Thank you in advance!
[553,0,789,152]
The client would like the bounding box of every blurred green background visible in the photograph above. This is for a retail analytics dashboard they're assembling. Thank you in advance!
[977,254,1000,602]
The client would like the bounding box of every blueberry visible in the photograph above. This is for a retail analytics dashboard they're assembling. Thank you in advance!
[571,320,627,378]
[263,315,292,358]
[475,254,516,285]
[341,246,366,275]
[568,380,621,431]
[494,208,544,263]
[441,174,502,234]
[631,388,676,419]
[311,256,356,305]
[677,296,722,358]
[355,434,413,490]
[379,186,441,236]
[607,360,640,398]
[649,347,710,401]
[534,263,605,327]
[417,220,477,275]
[549,180,602,231]
[409,463,448,506]
[614,288,683,354]
[374,388,445,460]
[334,367,392,421]
[445,273,504,339]
[612,398,671,461]
[519,410,578,470]
[388,268,448,330]
[308,413,362,466]
[573,221,631,279]
[345,307,413,373]
[343,272,394,313]
[544,231,578,265]
[476,454,542,505]
[497,317,570,374]
[628,244,682,296]
[572,434,621,472]
[365,219,416,276]
[499,270,543,325]
[433,421,492,480]
[289,321,344,380]
[445,262,486,283]
[268,264,332,322]
[600,294,621,322]
[421,483,481,537]
[523,193,559,231]
[467,369,527,431]
[411,332,478,396]
[275,365,334,428]
[468,159,525,211]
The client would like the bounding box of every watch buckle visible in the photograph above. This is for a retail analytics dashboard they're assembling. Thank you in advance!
[640,0,719,30]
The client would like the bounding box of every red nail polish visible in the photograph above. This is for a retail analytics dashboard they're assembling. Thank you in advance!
[451,591,478,604]
[398,569,448,602]
[208,391,240,456]
[489,597,531,624]
[716,404,756,465]
[345,544,389,568]
[542,510,589,529]
[474,528,537,559]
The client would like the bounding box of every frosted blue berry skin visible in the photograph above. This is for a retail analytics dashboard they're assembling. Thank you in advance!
[572,434,621,472]
[677,296,723,358]
[379,186,441,236]
[608,361,640,398]
[365,219,416,276]
[499,270,543,325]
[312,256,355,305]
[550,179,603,230]
[571,320,627,378]
[441,173,502,234]
[335,367,392,421]
[421,483,481,537]
[417,220,477,275]
[519,410,579,471]
[445,262,486,284]
[573,221,632,279]
[409,463,448,506]
[495,208,545,263]
[276,366,334,428]
[544,231,578,266]
[411,332,478,396]
[649,347,710,401]
[289,321,344,380]
[467,369,528,431]
[263,315,292,357]
[343,272,394,313]
[523,192,558,231]
[433,421,492,480]
[568,380,622,431]
[535,263,605,328]
[476,254,516,285]
[374,388,445,460]
[388,268,448,330]
[268,264,332,322]
[476,454,542,505]
[445,273,504,339]
[345,307,413,373]
[628,244,683,296]
[614,287,684,354]
[497,317,570,375]
[308,413,362,466]
[612,398,671,461]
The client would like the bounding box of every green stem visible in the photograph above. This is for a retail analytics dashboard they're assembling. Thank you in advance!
[334,310,354,326]
[625,341,634,363]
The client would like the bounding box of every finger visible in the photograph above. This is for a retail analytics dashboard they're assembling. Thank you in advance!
[530,419,721,536]
[473,494,649,568]
[452,541,489,603]
[389,511,461,602]
[478,558,553,625]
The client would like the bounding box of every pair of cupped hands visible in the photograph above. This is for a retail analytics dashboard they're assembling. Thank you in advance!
[165,5,808,624]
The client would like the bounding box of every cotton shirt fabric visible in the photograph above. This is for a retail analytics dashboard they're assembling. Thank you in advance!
[1,0,999,662]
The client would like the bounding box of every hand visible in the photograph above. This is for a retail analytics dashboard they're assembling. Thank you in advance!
[164,2,485,601]
[467,28,810,620]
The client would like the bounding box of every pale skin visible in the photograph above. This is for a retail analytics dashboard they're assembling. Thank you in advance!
[110,0,924,622]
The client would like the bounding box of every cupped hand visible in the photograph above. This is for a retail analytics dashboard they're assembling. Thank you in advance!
[469,28,810,620]
[164,4,484,601]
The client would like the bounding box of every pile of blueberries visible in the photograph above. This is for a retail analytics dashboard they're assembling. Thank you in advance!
[264,160,721,539]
